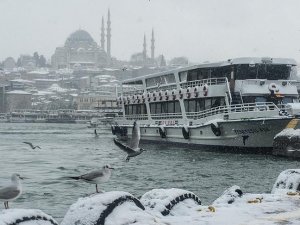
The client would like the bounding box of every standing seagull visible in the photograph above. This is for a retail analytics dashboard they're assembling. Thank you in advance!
[0,173,23,209]
[69,164,114,193]
[23,142,41,149]
[114,121,146,161]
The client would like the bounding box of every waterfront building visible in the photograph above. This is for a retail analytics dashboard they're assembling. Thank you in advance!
[75,90,118,110]
[6,90,32,112]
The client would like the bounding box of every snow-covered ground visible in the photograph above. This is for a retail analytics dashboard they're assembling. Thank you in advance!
[1,169,300,225]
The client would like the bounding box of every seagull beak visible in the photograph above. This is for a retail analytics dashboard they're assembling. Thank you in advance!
[20,176,28,180]
[109,167,115,170]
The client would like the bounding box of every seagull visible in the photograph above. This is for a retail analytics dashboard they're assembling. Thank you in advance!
[23,142,41,149]
[0,173,23,209]
[69,164,114,193]
[114,121,146,161]
[122,67,127,71]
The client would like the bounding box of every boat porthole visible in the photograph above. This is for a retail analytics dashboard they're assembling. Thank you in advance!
[200,130,203,135]
[144,129,146,133]
[156,129,159,133]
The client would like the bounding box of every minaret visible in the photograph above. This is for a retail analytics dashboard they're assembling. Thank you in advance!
[151,29,155,62]
[106,9,111,63]
[143,34,147,62]
[100,16,105,50]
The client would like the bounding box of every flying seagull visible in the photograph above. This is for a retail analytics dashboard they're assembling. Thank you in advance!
[23,142,41,149]
[0,173,24,209]
[114,121,146,161]
[68,164,114,193]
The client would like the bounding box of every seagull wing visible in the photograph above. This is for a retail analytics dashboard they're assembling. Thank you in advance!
[80,170,104,181]
[114,138,136,154]
[23,142,34,148]
[0,186,20,200]
[129,122,140,150]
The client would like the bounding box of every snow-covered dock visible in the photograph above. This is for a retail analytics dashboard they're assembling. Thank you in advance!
[1,169,300,225]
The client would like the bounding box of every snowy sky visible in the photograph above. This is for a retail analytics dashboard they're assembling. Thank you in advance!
[1,0,300,64]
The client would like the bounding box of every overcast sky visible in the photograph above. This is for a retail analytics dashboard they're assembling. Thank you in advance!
[1,0,300,64]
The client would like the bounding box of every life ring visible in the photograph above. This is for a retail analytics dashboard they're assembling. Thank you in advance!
[172,90,176,100]
[268,83,279,92]
[159,126,167,138]
[279,109,289,116]
[211,122,221,136]
[179,89,184,99]
[182,126,190,139]
[203,84,209,96]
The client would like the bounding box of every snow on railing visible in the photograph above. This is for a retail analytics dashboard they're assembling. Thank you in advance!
[180,77,227,89]
[186,102,279,120]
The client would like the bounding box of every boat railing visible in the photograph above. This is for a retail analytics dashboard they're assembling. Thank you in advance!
[180,77,227,89]
[122,89,144,97]
[186,102,279,119]
[146,84,178,93]
[151,112,183,120]
[123,114,148,120]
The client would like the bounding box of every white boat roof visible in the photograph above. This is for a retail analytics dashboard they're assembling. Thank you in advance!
[123,57,297,84]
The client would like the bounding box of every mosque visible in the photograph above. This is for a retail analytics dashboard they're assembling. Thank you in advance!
[51,9,157,70]
[51,10,113,69]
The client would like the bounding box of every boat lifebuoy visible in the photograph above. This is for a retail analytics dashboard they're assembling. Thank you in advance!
[211,122,221,136]
[269,83,279,92]
[179,89,184,99]
[172,90,176,100]
[159,126,167,138]
[203,84,209,96]
[182,126,190,139]
[279,109,289,116]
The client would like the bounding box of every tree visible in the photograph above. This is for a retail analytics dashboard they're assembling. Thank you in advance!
[39,55,46,67]
[33,52,39,67]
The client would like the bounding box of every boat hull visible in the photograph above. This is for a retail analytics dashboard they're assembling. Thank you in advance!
[113,118,293,149]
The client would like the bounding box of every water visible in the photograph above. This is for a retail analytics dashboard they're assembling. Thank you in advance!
[0,123,299,221]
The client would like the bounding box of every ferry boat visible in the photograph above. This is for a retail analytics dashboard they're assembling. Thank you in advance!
[112,57,300,150]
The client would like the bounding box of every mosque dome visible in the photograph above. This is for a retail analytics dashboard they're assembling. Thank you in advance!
[65,30,96,48]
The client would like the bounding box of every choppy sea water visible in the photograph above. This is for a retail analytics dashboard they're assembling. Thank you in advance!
[0,123,299,221]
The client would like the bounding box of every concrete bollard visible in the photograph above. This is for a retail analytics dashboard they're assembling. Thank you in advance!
[272,169,300,194]
[0,209,58,225]
[140,188,201,216]
[61,191,160,225]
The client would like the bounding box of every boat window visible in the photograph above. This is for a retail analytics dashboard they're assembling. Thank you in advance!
[205,98,211,110]
[175,101,181,113]
[168,101,175,113]
[282,97,293,104]
[211,66,231,79]
[183,68,211,82]
[146,74,175,87]
[179,71,187,82]
[150,101,181,114]
[185,98,225,112]
[234,64,291,80]
[255,96,267,103]
[124,104,146,115]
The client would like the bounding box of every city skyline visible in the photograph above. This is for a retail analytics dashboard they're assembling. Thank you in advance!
[1,0,300,64]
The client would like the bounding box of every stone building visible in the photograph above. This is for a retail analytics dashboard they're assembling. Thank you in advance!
[6,90,32,112]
